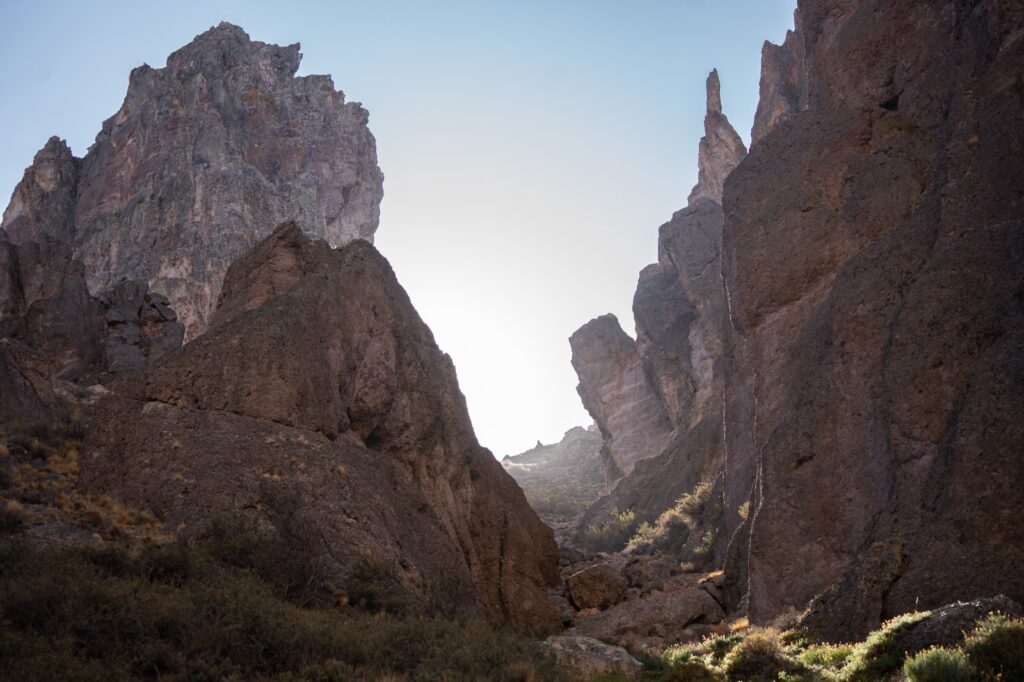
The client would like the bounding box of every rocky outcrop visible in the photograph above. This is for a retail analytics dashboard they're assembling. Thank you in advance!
[570,72,743,546]
[1,23,383,338]
[566,564,628,610]
[750,12,807,145]
[687,70,748,205]
[569,316,674,482]
[502,426,605,545]
[721,0,1024,640]
[540,635,643,682]
[79,223,561,631]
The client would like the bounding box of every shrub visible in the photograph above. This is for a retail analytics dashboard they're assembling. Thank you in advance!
[345,554,417,615]
[719,628,809,682]
[798,642,853,671]
[842,610,930,681]
[579,507,640,554]
[904,646,974,682]
[625,481,712,559]
[0,540,551,680]
[964,613,1024,680]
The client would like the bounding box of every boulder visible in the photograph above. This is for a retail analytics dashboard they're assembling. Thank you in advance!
[540,635,643,682]
[566,563,629,610]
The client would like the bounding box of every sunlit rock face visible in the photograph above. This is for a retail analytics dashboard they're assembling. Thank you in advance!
[82,223,562,632]
[502,426,606,545]
[721,0,1024,640]
[1,22,383,339]
[687,70,748,205]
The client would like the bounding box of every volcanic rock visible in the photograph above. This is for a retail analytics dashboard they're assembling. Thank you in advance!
[80,223,561,631]
[566,564,628,610]
[720,0,1024,640]
[540,635,643,682]
[1,23,383,338]
[687,70,748,205]
[569,315,674,482]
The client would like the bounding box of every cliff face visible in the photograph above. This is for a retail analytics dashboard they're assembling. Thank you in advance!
[1,23,383,338]
[570,71,743,539]
[502,426,605,545]
[721,0,1024,639]
[81,223,561,632]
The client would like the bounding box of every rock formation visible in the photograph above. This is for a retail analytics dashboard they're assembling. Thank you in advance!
[569,316,674,482]
[720,0,1024,639]
[80,223,561,632]
[570,70,744,545]
[502,426,605,544]
[1,23,383,338]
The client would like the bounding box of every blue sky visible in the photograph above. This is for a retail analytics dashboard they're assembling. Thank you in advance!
[1,0,795,457]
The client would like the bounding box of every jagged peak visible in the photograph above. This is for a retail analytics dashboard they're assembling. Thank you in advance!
[706,69,722,114]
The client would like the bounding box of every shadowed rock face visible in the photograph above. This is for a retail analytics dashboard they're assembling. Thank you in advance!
[721,0,1024,640]
[570,72,742,543]
[81,223,561,632]
[1,23,383,339]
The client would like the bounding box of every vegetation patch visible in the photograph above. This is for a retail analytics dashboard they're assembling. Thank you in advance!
[579,507,641,554]
[903,646,974,682]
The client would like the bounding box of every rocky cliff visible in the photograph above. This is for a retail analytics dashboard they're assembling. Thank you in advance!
[2,23,383,338]
[80,223,561,631]
[502,426,605,545]
[720,0,1024,639]
[570,70,744,544]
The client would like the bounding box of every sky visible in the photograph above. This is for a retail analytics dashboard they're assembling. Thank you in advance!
[0,0,795,458]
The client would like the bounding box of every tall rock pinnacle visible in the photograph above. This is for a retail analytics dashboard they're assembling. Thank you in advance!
[687,69,747,205]
[1,23,384,338]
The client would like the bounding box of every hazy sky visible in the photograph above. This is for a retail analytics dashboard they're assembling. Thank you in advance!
[1,0,795,457]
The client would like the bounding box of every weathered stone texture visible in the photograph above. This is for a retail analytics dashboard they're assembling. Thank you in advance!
[2,23,383,338]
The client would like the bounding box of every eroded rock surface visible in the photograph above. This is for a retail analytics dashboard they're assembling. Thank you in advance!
[721,0,1024,640]
[687,70,748,205]
[2,23,383,338]
[80,223,561,632]
[540,635,643,682]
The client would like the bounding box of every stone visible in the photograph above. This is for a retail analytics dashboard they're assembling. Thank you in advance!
[81,223,561,632]
[687,70,748,205]
[540,635,643,682]
[1,23,384,338]
[566,563,628,610]
[720,0,1024,640]
[572,573,726,649]
[569,314,674,483]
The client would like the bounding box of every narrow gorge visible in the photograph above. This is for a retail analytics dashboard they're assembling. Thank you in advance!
[2,2,1023,680]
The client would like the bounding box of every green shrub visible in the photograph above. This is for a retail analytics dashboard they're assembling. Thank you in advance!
[720,628,809,681]
[964,613,1024,680]
[579,507,640,554]
[625,481,713,561]
[903,646,974,682]
[841,610,930,681]
[798,642,853,671]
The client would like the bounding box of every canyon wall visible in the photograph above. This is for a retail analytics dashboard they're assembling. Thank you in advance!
[570,71,744,541]
[721,0,1024,639]
[2,23,383,338]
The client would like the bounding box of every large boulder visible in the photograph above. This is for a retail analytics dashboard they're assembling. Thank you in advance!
[80,223,561,631]
[566,563,628,610]
[2,23,384,338]
[540,635,643,682]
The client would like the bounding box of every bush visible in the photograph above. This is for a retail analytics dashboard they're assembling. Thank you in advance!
[345,554,418,615]
[579,508,640,554]
[625,481,713,561]
[798,642,853,671]
[0,540,552,680]
[719,628,808,681]
[903,646,974,682]
[842,610,930,681]
[964,613,1024,680]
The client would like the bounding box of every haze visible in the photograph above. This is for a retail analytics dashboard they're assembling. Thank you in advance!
[0,0,795,457]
